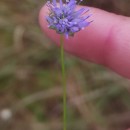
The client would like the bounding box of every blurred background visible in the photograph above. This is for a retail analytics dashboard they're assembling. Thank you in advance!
[0,0,130,130]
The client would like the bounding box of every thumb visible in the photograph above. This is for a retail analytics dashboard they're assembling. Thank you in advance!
[39,4,130,79]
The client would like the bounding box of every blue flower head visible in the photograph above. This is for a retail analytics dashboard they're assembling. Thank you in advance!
[46,0,92,38]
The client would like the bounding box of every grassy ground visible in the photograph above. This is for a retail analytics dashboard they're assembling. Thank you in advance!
[0,0,130,130]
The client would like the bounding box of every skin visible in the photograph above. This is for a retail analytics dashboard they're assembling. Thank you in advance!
[39,5,130,79]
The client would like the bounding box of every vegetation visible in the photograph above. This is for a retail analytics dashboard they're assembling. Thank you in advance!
[0,0,130,130]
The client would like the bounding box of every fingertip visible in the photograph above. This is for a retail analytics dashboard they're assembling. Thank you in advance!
[39,4,61,46]
[39,5,49,35]
[39,4,48,28]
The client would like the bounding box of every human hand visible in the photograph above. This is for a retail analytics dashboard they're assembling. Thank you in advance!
[39,5,130,79]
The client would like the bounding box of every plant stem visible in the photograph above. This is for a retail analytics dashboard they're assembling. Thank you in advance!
[60,35,67,130]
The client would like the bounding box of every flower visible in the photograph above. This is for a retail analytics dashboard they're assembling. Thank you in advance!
[46,0,92,38]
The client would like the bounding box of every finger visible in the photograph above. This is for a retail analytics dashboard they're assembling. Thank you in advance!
[39,5,130,79]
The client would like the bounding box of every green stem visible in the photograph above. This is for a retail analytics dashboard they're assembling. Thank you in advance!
[60,35,67,130]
